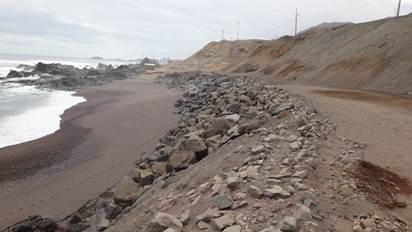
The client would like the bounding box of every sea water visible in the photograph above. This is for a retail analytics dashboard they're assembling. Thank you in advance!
[0,53,128,148]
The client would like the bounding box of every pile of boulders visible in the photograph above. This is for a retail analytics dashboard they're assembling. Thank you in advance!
[131,72,337,231]
[141,72,331,231]
[34,71,409,232]
[65,71,325,231]
[135,72,408,232]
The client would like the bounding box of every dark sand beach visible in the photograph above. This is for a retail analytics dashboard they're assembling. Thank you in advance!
[0,76,180,229]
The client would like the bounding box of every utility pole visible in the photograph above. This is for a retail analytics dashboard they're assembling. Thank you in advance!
[397,0,402,17]
[222,29,225,41]
[294,8,299,37]
[236,22,240,40]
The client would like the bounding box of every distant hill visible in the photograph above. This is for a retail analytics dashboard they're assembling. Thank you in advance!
[90,56,105,60]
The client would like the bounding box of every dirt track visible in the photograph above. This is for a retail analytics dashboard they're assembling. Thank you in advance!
[281,84,412,223]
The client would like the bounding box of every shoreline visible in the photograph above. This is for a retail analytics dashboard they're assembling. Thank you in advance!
[0,95,92,183]
[0,75,181,228]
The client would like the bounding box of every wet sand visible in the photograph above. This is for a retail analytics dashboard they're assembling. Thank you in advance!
[0,77,180,229]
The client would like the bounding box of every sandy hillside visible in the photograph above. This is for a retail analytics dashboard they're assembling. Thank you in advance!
[174,14,412,95]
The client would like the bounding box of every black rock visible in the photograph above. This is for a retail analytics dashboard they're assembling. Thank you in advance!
[6,62,145,90]
[6,70,30,78]
[9,215,57,232]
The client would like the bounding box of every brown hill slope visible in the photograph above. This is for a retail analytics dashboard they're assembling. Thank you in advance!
[178,14,412,95]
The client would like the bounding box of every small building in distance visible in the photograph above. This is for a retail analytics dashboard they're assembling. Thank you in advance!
[140,57,160,70]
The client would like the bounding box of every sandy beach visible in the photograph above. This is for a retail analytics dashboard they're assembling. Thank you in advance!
[0,76,180,229]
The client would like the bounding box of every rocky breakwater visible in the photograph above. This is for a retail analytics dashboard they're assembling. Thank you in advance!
[8,72,410,232]
[3,62,145,90]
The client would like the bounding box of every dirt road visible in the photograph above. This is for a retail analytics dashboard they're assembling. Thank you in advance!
[281,84,412,223]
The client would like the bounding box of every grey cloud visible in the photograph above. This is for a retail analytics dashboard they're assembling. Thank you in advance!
[0,2,102,43]
[0,0,411,59]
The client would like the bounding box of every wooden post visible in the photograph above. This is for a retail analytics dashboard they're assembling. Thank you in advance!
[295,8,298,37]
[236,22,240,40]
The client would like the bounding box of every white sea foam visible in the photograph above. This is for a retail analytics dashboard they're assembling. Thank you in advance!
[0,54,133,149]
[0,86,85,148]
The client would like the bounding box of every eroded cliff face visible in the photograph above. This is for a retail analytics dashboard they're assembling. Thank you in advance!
[177,14,412,95]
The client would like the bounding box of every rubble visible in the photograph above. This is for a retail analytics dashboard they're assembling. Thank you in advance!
[36,71,409,232]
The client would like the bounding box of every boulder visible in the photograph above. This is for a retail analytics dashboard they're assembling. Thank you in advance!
[151,162,169,176]
[68,223,89,232]
[251,145,265,154]
[214,193,233,210]
[202,118,235,138]
[280,216,298,232]
[111,176,140,207]
[198,221,211,230]
[268,103,280,115]
[178,209,191,225]
[96,210,110,231]
[169,149,196,170]
[164,228,177,232]
[238,95,252,104]
[226,172,241,190]
[295,204,311,221]
[238,119,266,135]
[292,169,309,179]
[9,216,57,232]
[146,213,183,232]
[246,166,259,179]
[105,203,122,220]
[196,207,220,223]
[224,114,241,123]
[212,214,235,230]
[247,185,263,198]
[289,141,302,151]
[131,168,155,186]
[264,186,291,199]
[6,70,26,78]
[226,102,242,113]
[227,125,240,137]
[223,225,242,232]
[271,103,294,116]
[180,134,207,153]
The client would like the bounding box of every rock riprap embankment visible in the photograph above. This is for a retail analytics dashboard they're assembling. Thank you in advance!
[8,72,409,232]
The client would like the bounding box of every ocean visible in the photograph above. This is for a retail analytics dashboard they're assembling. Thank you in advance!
[0,53,130,148]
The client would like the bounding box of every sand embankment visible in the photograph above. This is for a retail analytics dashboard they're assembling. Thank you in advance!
[171,14,412,95]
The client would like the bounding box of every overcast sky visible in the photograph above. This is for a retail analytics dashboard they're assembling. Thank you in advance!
[0,0,411,59]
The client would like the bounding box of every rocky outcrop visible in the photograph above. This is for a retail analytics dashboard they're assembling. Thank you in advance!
[6,70,31,78]
[3,62,145,90]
